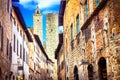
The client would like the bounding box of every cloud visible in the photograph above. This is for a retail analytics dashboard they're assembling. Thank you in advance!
[19,0,61,10]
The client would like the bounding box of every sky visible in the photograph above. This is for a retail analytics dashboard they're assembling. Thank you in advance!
[13,0,63,44]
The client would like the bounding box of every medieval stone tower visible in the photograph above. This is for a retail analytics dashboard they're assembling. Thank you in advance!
[46,13,58,80]
[33,7,43,44]
[46,13,59,61]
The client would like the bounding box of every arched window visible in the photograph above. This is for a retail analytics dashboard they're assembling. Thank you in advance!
[98,57,107,80]
[74,66,79,80]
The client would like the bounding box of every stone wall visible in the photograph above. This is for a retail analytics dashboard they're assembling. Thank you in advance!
[63,0,120,80]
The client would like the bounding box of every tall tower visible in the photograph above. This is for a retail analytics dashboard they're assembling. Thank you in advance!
[46,13,58,80]
[33,7,43,44]
[46,13,59,61]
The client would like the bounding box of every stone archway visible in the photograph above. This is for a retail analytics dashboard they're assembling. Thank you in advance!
[87,64,93,80]
[98,57,107,80]
[73,66,79,80]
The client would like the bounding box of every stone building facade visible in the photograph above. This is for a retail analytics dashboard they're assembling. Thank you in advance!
[63,0,120,80]
[28,28,54,80]
[0,0,14,79]
[11,5,32,80]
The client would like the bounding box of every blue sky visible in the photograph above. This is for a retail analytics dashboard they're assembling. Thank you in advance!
[13,0,62,43]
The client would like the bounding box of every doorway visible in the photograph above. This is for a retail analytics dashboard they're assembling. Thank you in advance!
[98,57,107,80]
[87,64,93,80]
[73,66,79,80]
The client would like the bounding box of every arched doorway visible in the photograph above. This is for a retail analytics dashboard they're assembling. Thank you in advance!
[87,64,93,80]
[98,57,107,80]
[73,66,79,80]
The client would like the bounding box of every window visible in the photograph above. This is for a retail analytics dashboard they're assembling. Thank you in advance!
[37,19,39,22]
[13,34,16,52]
[9,43,12,61]
[91,27,96,55]
[103,29,108,47]
[76,15,80,34]
[85,2,88,19]
[6,39,9,56]
[17,26,19,32]
[71,24,74,49]
[0,24,2,50]
[96,0,100,7]
[71,24,74,40]
[23,48,25,61]
[13,18,16,26]
[20,44,22,58]
[17,40,19,56]
[0,26,4,51]
[7,0,10,12]
[103,15,108,47]
[20,30,22,36]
